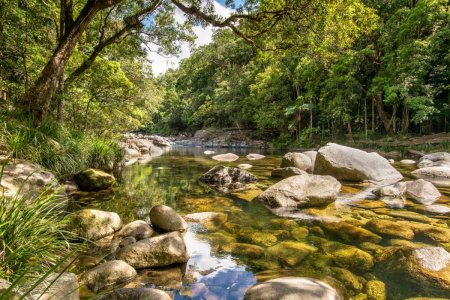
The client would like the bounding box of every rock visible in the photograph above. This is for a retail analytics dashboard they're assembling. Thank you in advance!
[314,143,403,183]
[406,179,441,204]
[418,159,434,168]
[322,222,382,244]
[258,174,341,208]
[388,159,395,164]
[246,153,265,160]
[73,168,115,191]
[125,147,141,158]
[116,232,189,269]
[418,204,450,215]
[382,198,406,209]
[271,167,306,178]
[149,205,187,232]
[302,150,318,166]
[280,152,313,172]
[291,227,309,241]
[69,209,121,241]
[322,241,374,273]
[223,243,265,258]
[29,272,79,300]
[204,150,215,155]
[238,164,253,170]
[266,241,318,266]
[0,278,24,299]
[199,165,257,193]
[365,219,414,240]
[378,182,406,198]
[411,167,450,187]
[184,212,227,224]
[377,247,450,296]
[244,277,340,300]
[331,267,364,291]
[408,223,450,243]
[98,288,171,300]
[237,229,278,247]
[366,280,386,300]
[0,160,61,199]
[81,260,137,293]
[114,220,154,240]
[419,152,450,164]
[400,159,416,165]
[211,153,239,162]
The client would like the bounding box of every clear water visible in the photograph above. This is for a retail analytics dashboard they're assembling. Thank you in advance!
[77,147,450,299]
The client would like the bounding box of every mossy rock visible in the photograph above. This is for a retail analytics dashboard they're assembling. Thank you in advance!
[249,259,280,271]
[237,229,278,247]
[206,230,236,250]
[349,293,368,300]
[266,241,317,267]
[222,222,240,234]
[322,222,382,244]
[291,227,309,241]
[359,242,384,252]
[322,241,374,273]
[366,280,386,300]
[332,267,365,291]
[404,221,450,243]
[74,168,116,191]
[270,218,298,230]
[381,210,434,224]
[222,242,265,259]
[365,219,414,240]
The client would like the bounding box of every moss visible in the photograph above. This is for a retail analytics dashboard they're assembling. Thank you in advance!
[365,219,414,240]
[332,267,365,291]
[270,218,298,230]
[266,241,317,267]
[248,258,280,271]
[237,229,278,247]
[366,280,386,300]
[222,243,265,259]
[321,222,382,244]
[322,241,374,273]
[291,227,309,241]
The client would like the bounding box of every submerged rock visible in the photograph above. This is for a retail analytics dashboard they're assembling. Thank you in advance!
[238,163,253,170]
[271,167,306,178]
[246,153,265,160]
[237,229,278,247]
[258,174,341,208]
[69,209,121,241]
[98,288,171,300]
[211,153,239,162]
[321,221,382,244]
[266,241,318,267]
[280,152,313,172]
[116,232,189,269]
[365,219,414,240]
[377,247,450,296]
[81,260,137,293]
[199,165,257,193]
[314,143,403,183]
[366,280,386,300]
[74,168,115,191]
[149,205,187,232]
[322,241,374,273]
[223,243,265,258]
[244,277,341,300]
[400,159,416,165]
[411,167,450,187]
[406,179,441,204]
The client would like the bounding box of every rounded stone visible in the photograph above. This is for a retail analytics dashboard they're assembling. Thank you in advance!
[149,205,187,232]
[98,288,171,300]
[281,152,313,172]
[81,260,137,293]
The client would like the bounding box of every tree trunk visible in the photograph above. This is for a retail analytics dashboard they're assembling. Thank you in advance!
[21,0,119,125]
[373,94,395,135]
[401,102,409,134]
[56,74,65,122]
[364,97,367,137]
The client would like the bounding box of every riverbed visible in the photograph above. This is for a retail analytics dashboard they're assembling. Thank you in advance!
[77,147,450,299]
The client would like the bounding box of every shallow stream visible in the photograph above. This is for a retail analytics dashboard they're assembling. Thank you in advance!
[76,147,450,299]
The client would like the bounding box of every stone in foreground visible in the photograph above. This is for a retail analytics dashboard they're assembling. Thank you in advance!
[149,205,187,232]
[258,174,341,208]
[30,272,79,300]
[199,165,257,193]
[74,168,116,191]
[80,260,137,293]
[406,179,441,205]
[70,209,121,241]
[244,277,341,300]
[314,143,403,183]
[411,167,450,187]
[281,152,313,172]
[98,288,171,300]
[116,232,189,269]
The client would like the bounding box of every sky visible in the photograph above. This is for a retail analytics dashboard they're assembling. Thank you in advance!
[149,0,237,76]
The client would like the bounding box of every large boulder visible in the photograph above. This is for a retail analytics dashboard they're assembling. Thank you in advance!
[257,174,341,208]
[116,232,189,269]
[411,167,450,187]
[244,277,341,300]
[271,167,306,178]
[74,168,115,191]
[98,288,171,300]
[80,260,137,293]
[211,153,239,162]
[0,160,60,199]
[406,179,441,205]
[314,143,403,183]
[377,247,450,296]
[199,165,257,193]
[69,209,122,241]
[114,220,154,240]
[149,205,187,232]
[419,152,450,164]
[29,272,79,300]
[281,152,313,172]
